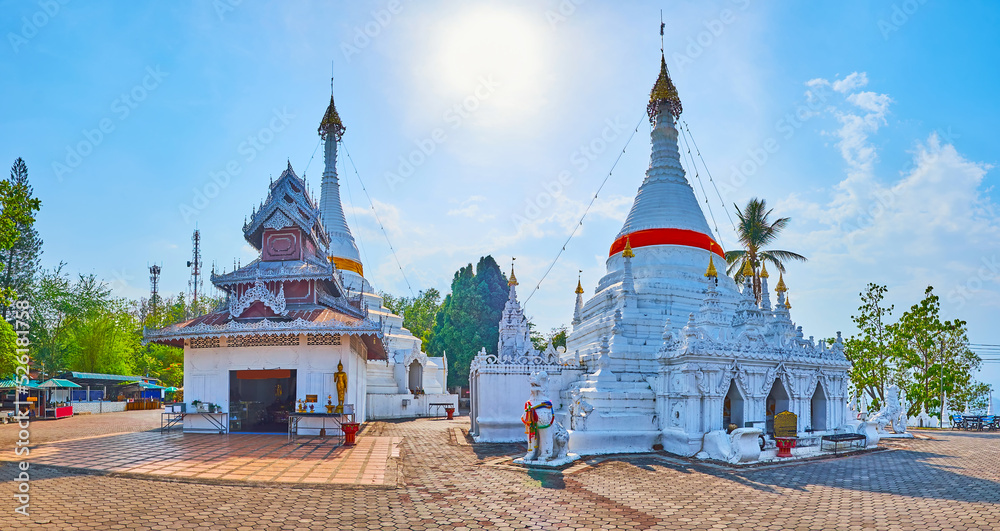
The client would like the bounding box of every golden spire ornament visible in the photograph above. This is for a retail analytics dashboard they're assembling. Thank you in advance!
[784,294,792,309]
[622,236,635,258]
[704,255,718,278]
[508,258,518,286]
[740,260,753,278]
[760,263,769,279]
[575,270,585,295]
[775,273,787,293]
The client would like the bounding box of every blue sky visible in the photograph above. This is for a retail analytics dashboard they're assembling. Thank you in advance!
[3,1,999,397]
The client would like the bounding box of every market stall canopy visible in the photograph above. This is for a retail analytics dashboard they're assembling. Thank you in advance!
[122,381,166,390]
[0,379,39,389]
[165,387,180,392]
[37,379,83,389]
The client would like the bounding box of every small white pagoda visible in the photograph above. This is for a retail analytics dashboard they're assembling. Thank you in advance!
[471,54,851,459]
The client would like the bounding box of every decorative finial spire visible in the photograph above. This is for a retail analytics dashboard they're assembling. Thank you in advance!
[318,90,346,141]
[784,293,792,309]
[760,263,769,279]
[775,273,787,293]
[647,47,682,121]
[704,255,718,278]
[508,258,518,286]
[740,260,753,278]
[575,270,584,294]
[622,236,635,258]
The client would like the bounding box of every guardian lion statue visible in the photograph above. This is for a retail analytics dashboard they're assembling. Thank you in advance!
[870,384,907,434]
[521,371,569,462]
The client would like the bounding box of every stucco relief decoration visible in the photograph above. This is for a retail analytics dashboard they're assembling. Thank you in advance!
[229,279,288,318]
[263,209,293,231]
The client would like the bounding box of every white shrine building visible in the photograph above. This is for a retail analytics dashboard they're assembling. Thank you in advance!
[146,88,455,432]
[470,54,851,458]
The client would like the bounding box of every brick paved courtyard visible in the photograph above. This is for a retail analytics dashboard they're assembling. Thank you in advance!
[2,412,999,530]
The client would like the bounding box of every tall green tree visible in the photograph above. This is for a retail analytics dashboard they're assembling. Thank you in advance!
[1,158,43,319]
[379,288,442,349]
[843,283,903,410]
[0,157,41,375]
[427,256,508,388]
[896,286,988,417]
[724,198,807,303]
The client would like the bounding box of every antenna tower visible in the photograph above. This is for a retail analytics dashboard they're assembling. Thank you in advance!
[148,264,162,320]
[187,229,203,316]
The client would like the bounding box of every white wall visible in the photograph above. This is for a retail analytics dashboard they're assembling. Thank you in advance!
[182,338,369,432]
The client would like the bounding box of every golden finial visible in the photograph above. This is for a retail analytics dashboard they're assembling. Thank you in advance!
[760,263,769,279]
[775,273,787,293]
[622,236,635,258]
[648,53,683,120]
[318,93,346,141]
[508,258,518,287]
[704,255,718,278]
[740,260,753,278]
[575,270,584,295]
[784,293,792,309]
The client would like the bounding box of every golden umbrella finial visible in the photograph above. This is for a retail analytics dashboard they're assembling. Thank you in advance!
[622,236,635,258]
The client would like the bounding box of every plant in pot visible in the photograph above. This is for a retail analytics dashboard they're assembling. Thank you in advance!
[191,400,205,412]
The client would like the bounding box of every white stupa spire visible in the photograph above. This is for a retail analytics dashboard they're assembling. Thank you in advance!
[607,53,722,266]
[318,83,363,277]
[572,273,585,326]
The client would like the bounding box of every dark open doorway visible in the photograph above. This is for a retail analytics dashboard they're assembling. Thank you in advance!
[229,369,297,433]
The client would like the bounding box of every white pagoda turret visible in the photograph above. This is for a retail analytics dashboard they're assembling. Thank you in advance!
[318,92,363,279]
[548,52,852,459]
[314,85,457,418]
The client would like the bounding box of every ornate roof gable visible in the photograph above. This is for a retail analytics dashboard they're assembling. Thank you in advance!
[243,162,330,251]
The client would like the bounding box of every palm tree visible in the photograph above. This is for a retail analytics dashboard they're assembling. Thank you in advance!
[725,198,807,303]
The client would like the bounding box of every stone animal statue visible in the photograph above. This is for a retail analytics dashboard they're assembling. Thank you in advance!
[521,371,569,462]
[870,384,907,434]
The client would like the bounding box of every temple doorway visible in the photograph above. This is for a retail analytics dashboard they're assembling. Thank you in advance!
[228,369,297,433]
[723,380,744,430]
[765,378,790,435]
[811,382,828,431]
[408,361,423,393]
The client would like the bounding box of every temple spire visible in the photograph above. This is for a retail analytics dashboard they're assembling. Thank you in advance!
[572,270,585,326]
[318,79,363,277]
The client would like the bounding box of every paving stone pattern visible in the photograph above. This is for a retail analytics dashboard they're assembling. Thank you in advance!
[1,416,998,530]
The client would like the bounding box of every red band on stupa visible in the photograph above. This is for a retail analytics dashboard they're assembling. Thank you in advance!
[609,228,725,258]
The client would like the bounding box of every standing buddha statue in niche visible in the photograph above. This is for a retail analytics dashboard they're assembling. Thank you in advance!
[334,361,347,414]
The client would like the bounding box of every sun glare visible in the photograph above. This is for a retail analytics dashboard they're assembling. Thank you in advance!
[428,6,547,120]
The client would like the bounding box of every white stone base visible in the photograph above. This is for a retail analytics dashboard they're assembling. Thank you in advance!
[513,453,581,468]
[366,393,457,420]
[879,432,915,439]
[567,429,660,455]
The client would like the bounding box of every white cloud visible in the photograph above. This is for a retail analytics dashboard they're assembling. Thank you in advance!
[447,195,495,222]
[831,71,868,93]
[777,74,1000,323]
